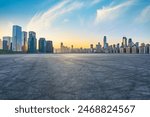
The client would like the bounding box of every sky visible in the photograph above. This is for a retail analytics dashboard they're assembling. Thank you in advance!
[0,0,150,48]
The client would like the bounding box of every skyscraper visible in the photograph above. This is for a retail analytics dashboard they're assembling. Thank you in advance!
[122,37,127,48]
[128,38,133,47]
[135,42,139,48]
[96,42,101,53]
[90,44,94,53]
[46,41,53,53]
[22,31,28,52]
[103,36,107,49]
[3,40,8,50]
[39,38,46,53]
[12,25,22,51]
[28,31,37,53]
[139,43,145,54]
[3,36,12,50]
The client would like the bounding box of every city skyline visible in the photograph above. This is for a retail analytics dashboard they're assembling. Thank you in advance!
[0,0,150,48]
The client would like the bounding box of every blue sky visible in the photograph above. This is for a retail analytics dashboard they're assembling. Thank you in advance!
[0,0,150,48]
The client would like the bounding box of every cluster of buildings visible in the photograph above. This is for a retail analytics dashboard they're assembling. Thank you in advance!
[0,26,149,54]
[0,25,53,53]
[56,36,150,54]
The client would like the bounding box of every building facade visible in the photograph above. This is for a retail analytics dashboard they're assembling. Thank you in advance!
[145,44,150,54]
[28,31,37,53]
[96,42,101,53]
[103,36,107,49]
[132,46,138,54]
[126,47,132,54]
[46,41,53,53]
[3,36,12,50]
[122,37,127,48]
[139,43,145,54]
[39,38,46,53]
[12,25,22,51]
[22,31,28,52]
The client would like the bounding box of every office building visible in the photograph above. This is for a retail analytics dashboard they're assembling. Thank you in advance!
[90,44,94,53]
[12,25,22,51]
[135,42,139,48]
[145,44,150,54]
[96,42,101,53]
[126,47,132,54]
[22,31,28,52]
[122,37,127,48]
[103,36,107,49]
[39,38,46,53]
[3,36,11,50]
[120,47,125,53]
[46,40,53,53]
[128,38,133,47]
[60,42,70,53]
[112,44,116,53]
[28,31,37,53]
[3,40,8,50]
[116,43,120,53]
[139,43,145,54]
[132,45,138,54]
[109,45,113,53]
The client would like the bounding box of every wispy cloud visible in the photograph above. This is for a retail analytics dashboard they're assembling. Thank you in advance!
[95,0,135,23]
[135,5,150,23]
[63,18,70,23]
[26,0,84,33]
[26,0,102,34]
[91,0,101,6]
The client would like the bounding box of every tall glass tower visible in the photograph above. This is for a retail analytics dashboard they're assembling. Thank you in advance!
[28,31,37,53]
[12,25,22,51]
[22,31,28,52]
[39,38,46,53]
[103,36,107,49]
[46,41,53,53]
[122,37,127,48]
[3,36,12,50]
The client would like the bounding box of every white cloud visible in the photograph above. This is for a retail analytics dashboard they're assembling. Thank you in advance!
[63,18,70,23]
[91,0,101,5]
[26,0,84,33]
[135,5,150,23]
[95,0,134,23]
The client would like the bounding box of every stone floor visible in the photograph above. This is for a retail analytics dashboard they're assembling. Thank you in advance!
[0,54,150,100]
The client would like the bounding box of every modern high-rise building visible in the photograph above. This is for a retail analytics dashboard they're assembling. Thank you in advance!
[28,31,37,53]
[39,38,46,53]
[96,42,101,53]
[116,43,120,53]
[12,25,22,51]
[122,37,127,48]
[90,44,94,53]
[135,42,139,48]
[145,44,150,54]
[3,40,8,50]
[139,43,145,54]
[103,36,107,49]
[46,40,53,53]
[128,38,133,47]
[132,46,138,54]
[3,36,12,50]
[22,31,28,52]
